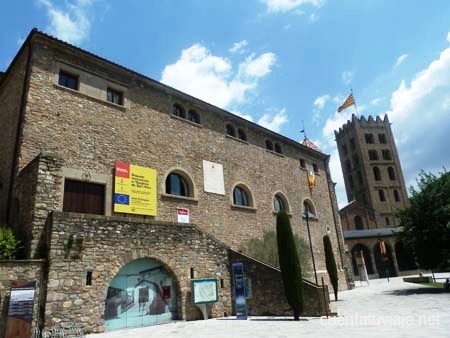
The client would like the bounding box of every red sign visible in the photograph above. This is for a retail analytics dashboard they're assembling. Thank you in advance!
[115,161,130,178]
[177,208,189,223]
[162,286,171,299]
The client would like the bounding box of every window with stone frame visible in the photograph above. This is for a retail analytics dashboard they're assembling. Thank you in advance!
[107,87,123,105]
[365,133,375,144]
[188,110,200,124]
[233,185,252,207]
[172,104,185,118]
[368,150,379,161]
[382,149,392,160]
[58,70,78,90]
[165,172,190,197]
[378,133,387,144]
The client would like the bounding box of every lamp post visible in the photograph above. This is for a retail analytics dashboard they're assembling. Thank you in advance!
[304,203,318,284]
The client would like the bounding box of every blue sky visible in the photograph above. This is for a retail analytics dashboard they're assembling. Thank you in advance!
[1,0,450,207]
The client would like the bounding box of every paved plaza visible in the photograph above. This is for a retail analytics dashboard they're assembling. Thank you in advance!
[89,274,450,338]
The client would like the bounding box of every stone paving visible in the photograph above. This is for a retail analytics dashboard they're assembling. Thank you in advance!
[88,274,450,338]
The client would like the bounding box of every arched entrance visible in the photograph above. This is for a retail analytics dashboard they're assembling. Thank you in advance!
[395,241,417,271]
[374,241,397,278]
[105,258,178,330]
[351,244,373,276]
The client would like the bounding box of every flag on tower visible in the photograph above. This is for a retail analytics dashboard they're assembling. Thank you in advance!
[337,93,355,112]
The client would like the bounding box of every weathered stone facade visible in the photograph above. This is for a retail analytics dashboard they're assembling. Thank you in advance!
[0,29,348,332]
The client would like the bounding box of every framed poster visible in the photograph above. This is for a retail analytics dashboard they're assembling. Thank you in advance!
[191,279,219,304]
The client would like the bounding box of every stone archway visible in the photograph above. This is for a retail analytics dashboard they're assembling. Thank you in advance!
[104,257,181,331]
[351,243,373,276]
[373,242,397,277]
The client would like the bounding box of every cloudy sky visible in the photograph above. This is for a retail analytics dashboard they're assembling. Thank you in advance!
[1,0,450,207]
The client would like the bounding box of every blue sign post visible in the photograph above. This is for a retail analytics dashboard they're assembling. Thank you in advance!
[232,263,248,320]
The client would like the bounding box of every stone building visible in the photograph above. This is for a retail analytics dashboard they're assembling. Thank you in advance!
[335,114,418,279]
[0,29,346,333]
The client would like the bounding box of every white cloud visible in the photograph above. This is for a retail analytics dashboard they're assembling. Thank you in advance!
[161,44,276,111]
[385,31,450,185]
[263,0,324,13]
[229,40,248,54]
[309,12,319,22]
[239,53,277,78]
[313,94,330,109]
[257,108,288,132]
[341,70,353,85]
[231,110,254,122]
[370,97,382,105]
[17,37,25,45]
[394,53,409,68]
[38,0,94,45]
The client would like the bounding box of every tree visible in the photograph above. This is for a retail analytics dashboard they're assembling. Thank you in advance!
[276,211,304,320]
[0,226,21,260]
[323,235,338,301]
[397,170,450,270]
[242,229,312,277]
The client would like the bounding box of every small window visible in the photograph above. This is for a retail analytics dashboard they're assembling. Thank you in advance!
[378,133,387,144]
[265,140,274,151]
[226,124,236,137]
[86,271,93,286]
[350,138,356,150]
[353,154,359,166]
[313,163,319,174]
[237,129,247,141]
[368,150,379,161]
[165,173,189,196]
[188,110,200,124]
[172,104,185,118]
[382,149,392,160]
[274,193,287,212]
[348,174,354,189]
[58,70,78,90]
[303,200,316,218]
[365,133,374,144]
[357,170,363,185]
[300,159,306,169]
[233,185,250,206]
[388,167,396,180]
[345,159,351,172]
[342,144,348,155]
[379,189,386,202]
[385,217,390,226]
[354,216,364,230]
[373,167,381,181]
[274,143,282,154]
[394,190,400,202]
[107,88,123,105]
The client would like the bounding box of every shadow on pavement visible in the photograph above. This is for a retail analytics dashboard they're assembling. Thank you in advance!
[386,287,450,296]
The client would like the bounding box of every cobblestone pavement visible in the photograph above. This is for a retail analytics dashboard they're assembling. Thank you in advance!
[88,274,450,338]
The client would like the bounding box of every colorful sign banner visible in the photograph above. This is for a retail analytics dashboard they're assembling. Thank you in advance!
[114,161,157,216]
[191,279,219,304]
[232,263,248,320]
[307,165,316,189]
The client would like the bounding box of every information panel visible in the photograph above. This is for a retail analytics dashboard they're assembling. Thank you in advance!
[232,263,248,320]
[114,161,157,216]
[202,160,225,195]
[5,281,36,338]
[191,279,219,304]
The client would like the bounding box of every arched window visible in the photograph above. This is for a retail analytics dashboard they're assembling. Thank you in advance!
[388,167,396,180]
[172,104,185,118]
[165,172,190,197]
[233,185,252,207]
[188,110,200,124]
[393,189,400,202]
[373,166,381,181]
[303,199,316,218]
[265,140,274,151]
[226,124,236,137]
[368,150,379,160]
[382,149,392,160]
[348,174,354,189]
[274,193,288,212]
[274,143,282,154]
[237,129,247,141]
[379,189,386,202]
[345,159,351,172]
[354,215,364,230]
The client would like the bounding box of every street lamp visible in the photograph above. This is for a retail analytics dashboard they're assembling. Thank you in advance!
[304,202,318,284]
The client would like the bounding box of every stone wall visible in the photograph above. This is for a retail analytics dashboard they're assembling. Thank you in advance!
[0,260,44,338]
[229,250,329,317]
[13,35,346,287]
[44,212,232,333]
[0,46,29,223]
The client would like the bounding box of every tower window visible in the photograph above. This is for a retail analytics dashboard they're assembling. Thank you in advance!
[382,149,392,160]
[342,144,348,155]
[226,124,236,137]
[300,159,306,169]
[353,154,359,166]
[350,138,356,150]
[348,174,354,189]
[357,171,363,185]
[313,163,319,174]
[165,173,190,196]
[354,215,364,230]
[394,190,400,202]
[388,167,396,180]
[274,143,282,154]
[373,167,381,181]
[265,140,274,151]
[378,133,387,144]
[368,150,379,161]
[237,129,247,141]
[345,159,352,172]
[379,189,386,202]
[172,104,185,118]
[385,217,390,226]
[365,133,374,144]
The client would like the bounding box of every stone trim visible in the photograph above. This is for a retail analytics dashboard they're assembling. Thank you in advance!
[225,134,249,145]
[266,149,285,157]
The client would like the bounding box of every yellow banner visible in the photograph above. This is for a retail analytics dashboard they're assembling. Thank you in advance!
[114,161,157,216]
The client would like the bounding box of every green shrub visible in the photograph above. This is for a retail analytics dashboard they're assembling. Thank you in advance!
[242,229,312,277]
[0,226,21,260]
[276,211,304,320]
[323,234,338,301]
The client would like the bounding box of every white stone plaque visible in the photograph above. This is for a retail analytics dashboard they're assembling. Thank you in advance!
[202,160,225,195]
